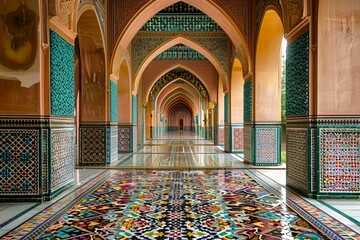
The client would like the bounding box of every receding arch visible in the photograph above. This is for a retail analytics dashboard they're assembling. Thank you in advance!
[111,0,252,92]
[136,36,227,95]
[231,58,244,123]
[117,58,132,123]
[255,10,284,121]
[161,92,198,116]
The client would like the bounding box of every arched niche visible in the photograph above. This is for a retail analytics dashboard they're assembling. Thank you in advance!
[255,10,284,122]
[118,58,132,123]
[231,58,244,123]
[77,9,105,121]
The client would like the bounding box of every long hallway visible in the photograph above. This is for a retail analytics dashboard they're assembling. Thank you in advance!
[1,132,359,239]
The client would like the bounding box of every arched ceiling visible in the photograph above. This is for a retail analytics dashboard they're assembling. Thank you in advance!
[159,88,200,114]
[111,0,252,93]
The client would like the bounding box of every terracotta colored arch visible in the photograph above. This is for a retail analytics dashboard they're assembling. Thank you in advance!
[165,97,195,117]
[156,83,201,113]
[146,63,212,102]
[159,90,199,115]
[111,0,252,89]
[136,36,226,95]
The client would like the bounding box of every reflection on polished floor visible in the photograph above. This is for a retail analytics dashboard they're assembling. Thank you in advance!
[1,132,360,239]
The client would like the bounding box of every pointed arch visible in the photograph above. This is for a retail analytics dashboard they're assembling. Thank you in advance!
[111,0,251,91]
[136,36,226,95]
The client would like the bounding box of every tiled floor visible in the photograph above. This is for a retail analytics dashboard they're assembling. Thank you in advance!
[0,132,359,239]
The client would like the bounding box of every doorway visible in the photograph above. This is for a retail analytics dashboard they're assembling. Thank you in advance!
[179,119,184,131]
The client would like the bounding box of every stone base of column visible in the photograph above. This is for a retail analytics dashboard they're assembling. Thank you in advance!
[118,124,137,153]
[287,117,360,199]
[0,116,75,202]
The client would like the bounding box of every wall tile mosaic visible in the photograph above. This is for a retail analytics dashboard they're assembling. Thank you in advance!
[0,129,39,195]
[80,127,106,165]
[244,79,252,122]
[255,127,280,165]
[232,126,244,152]
[286,128,308,191]
[51,129,75,192]
[50,30,75,117]
[118,125,130,152]
[110,81,118,122]
[319,128,360,194]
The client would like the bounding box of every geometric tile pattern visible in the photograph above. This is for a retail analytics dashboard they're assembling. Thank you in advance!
[224,93,229,124]
[255,127,279,165]
[0,129,39,195]
[110,125,118,163]
[35,170,326,239]
[118,125,130,152]
[244,79,252,122]
[218,125,224,145]
[319,128,360,193]
[286,31,309,117]
[80,127,106,165]
[50,30,75,117]
[232,126,243,151]
[42,129,49,195]
[155,45,206,60]
[286,128,309,191]
[224,124,231,152]
[51,129,75,192]
[243,125,252,163]
[110,80,118,122]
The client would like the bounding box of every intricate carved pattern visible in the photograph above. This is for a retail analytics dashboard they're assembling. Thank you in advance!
[50,30,75,117]
[80,127,106,164]
[155,45,206,60]
[224,94,229,124]
[160,3,202,13]
[286,129,308,190]
[286,31,309,117]
[284,0,303,33]
[51,129,75,192]
[150,69,208,109]
[41,0,48,43]
[42,129,49,195]
[0,129,39,195]
[57,0,74,29]
[110,81,118,122]
[255,128,279,164]
[319,128,360,193]
[141,15,222,32]
[244,80,252,122]
[133,34,230,78]
[214,0,248,36]
[118,126,130,152]
[232,127,244,151]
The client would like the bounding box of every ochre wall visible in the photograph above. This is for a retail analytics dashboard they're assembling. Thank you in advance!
[317,0,360,115]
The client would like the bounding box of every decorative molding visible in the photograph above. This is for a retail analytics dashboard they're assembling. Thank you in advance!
[155,45,206,60]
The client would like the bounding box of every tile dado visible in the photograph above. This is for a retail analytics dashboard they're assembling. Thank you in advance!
[286,117,360,198]
[80,124,118,166]
[0,117,75,201]
[253,125,281,166]
[118,124,137,153]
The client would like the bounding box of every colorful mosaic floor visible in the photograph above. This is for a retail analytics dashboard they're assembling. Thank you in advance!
[3,170,345,239]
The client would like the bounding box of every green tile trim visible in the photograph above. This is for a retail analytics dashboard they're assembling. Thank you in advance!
[318,200,360,226]
[50,30,75,117]
[244,79,252,122]
[110,81,118,122]
[132,95,137,124]
[224,93,229,124]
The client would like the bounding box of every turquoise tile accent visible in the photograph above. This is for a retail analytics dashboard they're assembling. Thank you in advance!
[155,45,206,60]
[244,79,252,122]
[224,93,229,124]
[141,15,222,32]
[132,95,137,124]
[110,81,118,122]
[50,30,75,117]
[286,31,309,116]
